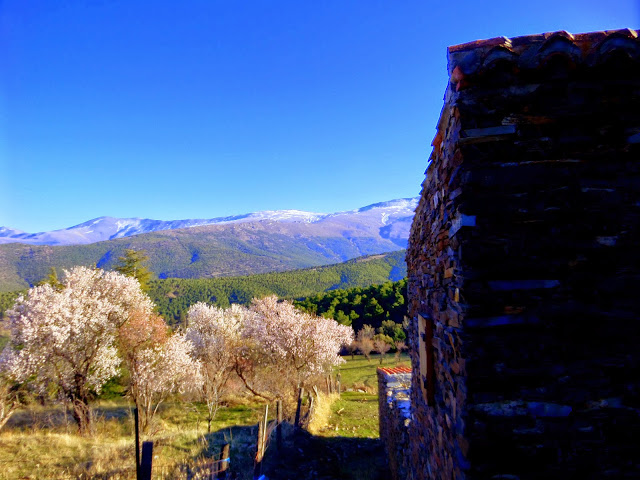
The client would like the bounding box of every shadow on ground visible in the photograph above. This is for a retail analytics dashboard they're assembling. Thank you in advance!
[6,404,131,430]
[189,422,389,480]
[6,405,388,479]
[263,428,389,480]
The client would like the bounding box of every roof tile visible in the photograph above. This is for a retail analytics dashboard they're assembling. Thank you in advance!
[378,366,412,376]
[447,29,640,79]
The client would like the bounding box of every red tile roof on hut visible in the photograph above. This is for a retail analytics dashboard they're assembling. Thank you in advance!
[446,28,639,90]
[377,366,412,375]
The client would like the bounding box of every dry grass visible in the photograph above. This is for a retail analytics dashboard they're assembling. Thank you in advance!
[351,381,377,394]
[0,428,134,479]
[307,392,339,435]
[0,354,412,479]
[0,399,267,479]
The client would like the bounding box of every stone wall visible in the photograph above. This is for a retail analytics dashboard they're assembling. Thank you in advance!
[377,366,412,480]
[406,29,640,479]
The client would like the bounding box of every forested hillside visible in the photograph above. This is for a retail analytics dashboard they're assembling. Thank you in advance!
[1,251,408,328]
[0,291,21,319]
[147,250,406,324]
[294,279,407,333]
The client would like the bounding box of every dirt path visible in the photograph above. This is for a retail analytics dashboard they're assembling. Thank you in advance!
[263,429,390,480]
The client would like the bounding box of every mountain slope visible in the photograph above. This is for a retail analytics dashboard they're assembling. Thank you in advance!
[148,250,407,324]
[0,198,417,246]
[0,199,417,292]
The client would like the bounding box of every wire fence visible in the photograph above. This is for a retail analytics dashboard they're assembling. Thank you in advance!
[1,444,231,480]
[4,376,344,480]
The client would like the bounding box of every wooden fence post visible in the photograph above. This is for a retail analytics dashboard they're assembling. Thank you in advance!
[219,443,230,480]
[134,407,141,480]
[294,387,304,428]
[308,394,315,424]
[140,441,153,480]
[261,405,268,459]
[276,400,283,451]
[254,404,270,480]
[325,376,331,394]
[336,373,342,396]
[254,420,264,479]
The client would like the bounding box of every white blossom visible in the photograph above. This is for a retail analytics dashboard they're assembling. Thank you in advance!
[185,302,249,431]
[131,332,202,431]
[247,295,354,389]
[5,266,153,433]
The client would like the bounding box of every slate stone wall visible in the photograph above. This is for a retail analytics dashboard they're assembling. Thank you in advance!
[377,367,412,480]
[406,29,640,480]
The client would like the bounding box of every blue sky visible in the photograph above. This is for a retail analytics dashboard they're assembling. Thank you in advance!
[1,1,638,232]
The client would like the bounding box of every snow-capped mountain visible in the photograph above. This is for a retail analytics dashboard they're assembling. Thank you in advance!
[0,198,418,291]
[0,198,418,246]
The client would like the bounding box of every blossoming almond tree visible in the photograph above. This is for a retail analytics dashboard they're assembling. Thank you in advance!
[185,302,247,432]
[128,332,201,432]
[245,296,354,401]
[4,266,154,435]
[0,348,21,431]
[117,309,169,431]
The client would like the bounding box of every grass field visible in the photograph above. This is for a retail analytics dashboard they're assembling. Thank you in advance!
[0,353,411,479]
[320,352,410,439]
[0,400,267,479]
[262,353,411,480]
[338,353,410,392]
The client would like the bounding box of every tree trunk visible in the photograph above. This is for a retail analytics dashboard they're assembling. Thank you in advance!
[206,398,217,433]
[235,365,274,402]
[144,401,154,433]
[71,396,92,435]
[0,403,17,431]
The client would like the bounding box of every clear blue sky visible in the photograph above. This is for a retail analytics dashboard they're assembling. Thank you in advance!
[1,0,638,232]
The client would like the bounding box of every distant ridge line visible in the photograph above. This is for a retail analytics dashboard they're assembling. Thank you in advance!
[0,197,418,246]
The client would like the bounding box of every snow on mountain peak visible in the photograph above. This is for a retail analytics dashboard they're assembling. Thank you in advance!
[0,197,419,246]
[244,209,327,223]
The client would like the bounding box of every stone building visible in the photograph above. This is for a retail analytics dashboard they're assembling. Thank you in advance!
[400,29,640,479]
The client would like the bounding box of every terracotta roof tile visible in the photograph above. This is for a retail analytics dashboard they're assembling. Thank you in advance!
[377,366,412,375]
[447,29,640,78]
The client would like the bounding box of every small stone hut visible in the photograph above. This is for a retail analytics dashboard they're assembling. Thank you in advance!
[405,29,640,479]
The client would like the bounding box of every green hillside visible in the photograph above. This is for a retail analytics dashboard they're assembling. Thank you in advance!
[148,250,406,324]
[1,251,407,325]
[294,278,407,333]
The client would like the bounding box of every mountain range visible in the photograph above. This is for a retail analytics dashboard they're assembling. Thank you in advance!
[0,198,417,292]
[0,198,417,246]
